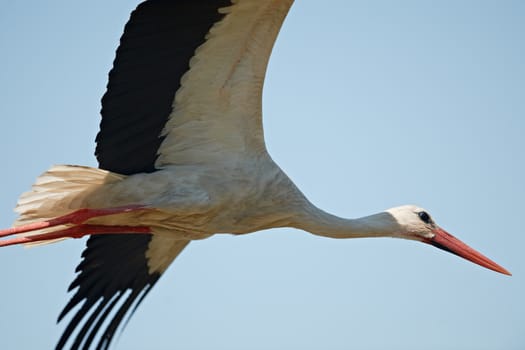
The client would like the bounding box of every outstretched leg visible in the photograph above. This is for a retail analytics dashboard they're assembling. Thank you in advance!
[0,224,151,247]
[0,204,148,246]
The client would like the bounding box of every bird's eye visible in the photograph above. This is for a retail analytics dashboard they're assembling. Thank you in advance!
[418,211,432,224]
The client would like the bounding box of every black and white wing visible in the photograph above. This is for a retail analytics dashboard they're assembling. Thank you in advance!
[57,0,294,349]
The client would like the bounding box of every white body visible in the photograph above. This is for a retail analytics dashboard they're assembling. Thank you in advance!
[0,2,509,348]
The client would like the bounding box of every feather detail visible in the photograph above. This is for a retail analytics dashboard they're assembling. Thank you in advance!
[13,165,124,246]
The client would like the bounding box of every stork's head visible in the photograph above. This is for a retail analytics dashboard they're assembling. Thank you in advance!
[386,205,511,275]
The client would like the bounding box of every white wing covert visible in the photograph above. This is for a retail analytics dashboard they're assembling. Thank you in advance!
[156,0,294,166]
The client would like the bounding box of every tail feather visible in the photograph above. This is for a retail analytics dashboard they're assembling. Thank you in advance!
[13,165,125,245]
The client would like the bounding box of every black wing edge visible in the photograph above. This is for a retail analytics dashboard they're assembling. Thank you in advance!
[55,235,160,350]
[95,0,231,175]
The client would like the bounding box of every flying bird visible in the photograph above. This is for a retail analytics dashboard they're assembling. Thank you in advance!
[0,1,510,349]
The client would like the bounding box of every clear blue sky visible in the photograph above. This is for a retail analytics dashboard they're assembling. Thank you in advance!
[0,1,523,349]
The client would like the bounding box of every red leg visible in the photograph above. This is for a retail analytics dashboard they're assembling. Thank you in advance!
[0,205,146,238]
[0,224,151,247]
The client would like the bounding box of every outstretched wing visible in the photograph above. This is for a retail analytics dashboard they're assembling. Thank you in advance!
[57,1,227,349]
[96,0,232,174]
[57,236,188,350]
[58,0,294,349]
[154,0,294,166]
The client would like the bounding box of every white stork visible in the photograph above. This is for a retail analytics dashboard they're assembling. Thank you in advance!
[0,1,510,349]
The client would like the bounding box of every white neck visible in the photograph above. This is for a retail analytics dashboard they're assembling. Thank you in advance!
[291,202,402,240]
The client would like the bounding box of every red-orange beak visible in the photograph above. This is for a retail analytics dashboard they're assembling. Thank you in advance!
[423,227,511,276]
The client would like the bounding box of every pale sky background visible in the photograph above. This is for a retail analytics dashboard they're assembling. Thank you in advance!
[0,1,523,349]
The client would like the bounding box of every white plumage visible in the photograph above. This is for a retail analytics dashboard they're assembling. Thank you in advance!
[0,1,510,349]
[157,0,292,166]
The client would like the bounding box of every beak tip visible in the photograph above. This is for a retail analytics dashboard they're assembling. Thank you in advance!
[498,267,512,276]
[485,262,512,276]
[427,228,511,277]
